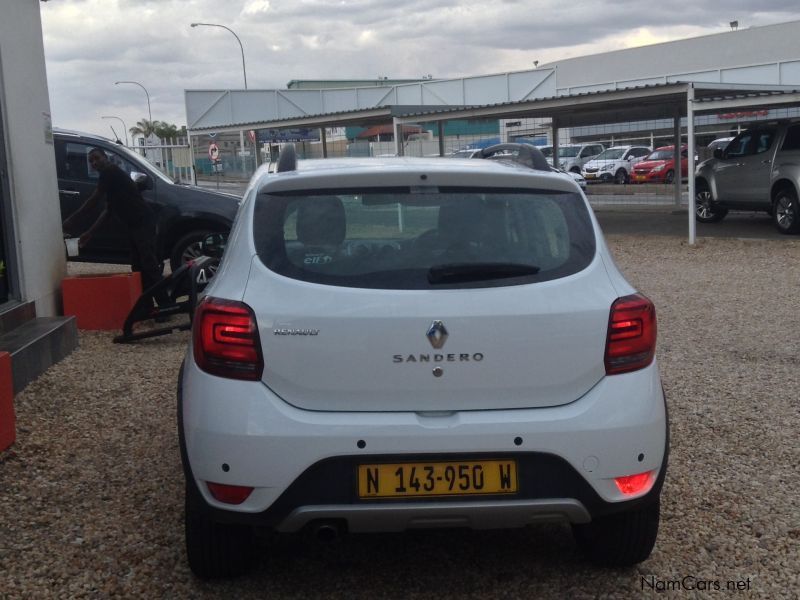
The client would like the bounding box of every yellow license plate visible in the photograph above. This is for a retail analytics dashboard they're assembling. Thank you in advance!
[358,460,518,498]
[634,175,645,181]
[585,173,596,179]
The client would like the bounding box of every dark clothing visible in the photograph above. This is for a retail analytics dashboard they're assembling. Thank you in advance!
[97,164,152,229]
[98,164,168,306]
[129,220,164,291]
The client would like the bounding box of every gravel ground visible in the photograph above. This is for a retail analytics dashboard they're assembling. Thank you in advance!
[1,235,799,599]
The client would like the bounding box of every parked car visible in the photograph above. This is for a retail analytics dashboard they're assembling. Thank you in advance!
[545,143,605,173]
[630,145,689,184]
[705,136,734,154]
[695,121,800,233]
[447,148,483,158]
[54,129,240,270]
[179,145,668,578]
[582,146,652,184]
[474,143,588,191]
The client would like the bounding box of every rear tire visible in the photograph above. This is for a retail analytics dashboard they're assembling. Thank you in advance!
[185,482,257,579]
[573,500,660,567]
[170,229,214,271]
[614,169,628,185]
[773,188,800,234]
[695,182,728,223]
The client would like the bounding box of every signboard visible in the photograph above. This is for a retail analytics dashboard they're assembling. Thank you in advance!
[257,128,320,143]
[208,143,220,161]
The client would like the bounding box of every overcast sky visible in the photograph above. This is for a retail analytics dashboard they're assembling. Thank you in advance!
[40,0,800,139]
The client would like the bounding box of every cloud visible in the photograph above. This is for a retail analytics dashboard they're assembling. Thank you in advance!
[242,0,271,15]
[39,0,800,135]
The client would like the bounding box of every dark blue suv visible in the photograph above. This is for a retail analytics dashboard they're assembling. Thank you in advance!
[54,129,240,270]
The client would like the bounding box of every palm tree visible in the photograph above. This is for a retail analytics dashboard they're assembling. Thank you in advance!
[154,122,179,140]
[129,119,160,139]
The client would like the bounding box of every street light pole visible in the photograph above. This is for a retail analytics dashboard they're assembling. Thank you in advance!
[114,80,152,124]
[191,22,250,175]
[101,115,129,146]
[190,22,248,89]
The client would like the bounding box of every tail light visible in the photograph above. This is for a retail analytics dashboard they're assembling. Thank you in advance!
[614,471,656,496]
[193,297,263,380]
[605,294,656,375]
[206,482,254,505]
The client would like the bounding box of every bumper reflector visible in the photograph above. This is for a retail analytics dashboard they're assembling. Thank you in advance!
[614,471,656,496]
[206,482,254,505]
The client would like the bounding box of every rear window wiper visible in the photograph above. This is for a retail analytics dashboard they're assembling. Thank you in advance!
[427,262,540,284]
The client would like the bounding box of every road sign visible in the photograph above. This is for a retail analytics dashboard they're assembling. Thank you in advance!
[208,143,219,161]
[247,130,256,143]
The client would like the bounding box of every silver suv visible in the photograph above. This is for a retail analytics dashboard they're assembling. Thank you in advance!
[695,121,800,234]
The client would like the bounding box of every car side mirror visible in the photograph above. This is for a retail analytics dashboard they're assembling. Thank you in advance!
[713,149,724,160]
[131,171,152,191]
[201,233,227,258]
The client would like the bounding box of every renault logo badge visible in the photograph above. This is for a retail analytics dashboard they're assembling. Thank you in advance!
[426,320,448,349]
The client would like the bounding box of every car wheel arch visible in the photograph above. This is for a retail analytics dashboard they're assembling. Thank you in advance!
[771,179,798,204]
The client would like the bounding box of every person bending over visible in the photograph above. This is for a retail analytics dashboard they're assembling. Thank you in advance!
[63,147,168,307]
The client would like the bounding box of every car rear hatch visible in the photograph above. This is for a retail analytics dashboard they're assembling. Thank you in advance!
[245,177,617,412]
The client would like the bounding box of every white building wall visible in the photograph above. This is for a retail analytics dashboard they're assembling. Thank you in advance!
[541,20,800,89]
[0,0,64,316]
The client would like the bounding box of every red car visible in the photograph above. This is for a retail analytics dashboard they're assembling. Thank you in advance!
[630,145,688,184]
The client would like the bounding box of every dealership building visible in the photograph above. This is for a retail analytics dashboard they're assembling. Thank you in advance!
[186,20,800,160]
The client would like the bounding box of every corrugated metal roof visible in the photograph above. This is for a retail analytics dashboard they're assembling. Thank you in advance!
[187,82,800,133]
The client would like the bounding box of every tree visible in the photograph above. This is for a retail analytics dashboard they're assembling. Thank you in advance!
[129,119,159,138]
[154,122,179,139]
[130,119,187,141]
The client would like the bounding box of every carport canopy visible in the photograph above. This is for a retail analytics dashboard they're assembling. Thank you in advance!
[188,82,800,244]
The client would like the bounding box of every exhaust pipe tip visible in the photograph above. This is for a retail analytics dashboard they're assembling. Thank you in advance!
[313,521,343,542]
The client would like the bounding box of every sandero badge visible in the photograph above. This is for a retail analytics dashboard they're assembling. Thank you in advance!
[426,320,448,349]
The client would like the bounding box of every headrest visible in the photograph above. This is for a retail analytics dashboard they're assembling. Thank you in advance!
[438,199,486,241]
[296,197,346,247]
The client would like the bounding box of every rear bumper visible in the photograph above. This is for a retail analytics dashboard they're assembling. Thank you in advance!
[179,357,668,530]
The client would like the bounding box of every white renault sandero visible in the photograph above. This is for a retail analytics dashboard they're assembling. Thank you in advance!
[179,145,668,579]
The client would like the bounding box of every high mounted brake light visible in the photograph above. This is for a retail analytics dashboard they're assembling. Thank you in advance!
[193,297,264,381]
[604,294,657,375]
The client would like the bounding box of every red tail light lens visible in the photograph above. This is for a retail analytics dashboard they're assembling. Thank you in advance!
[605,294,656,375]
[193,297,263,380]
[206,482,254,505]
[614,471,656,496]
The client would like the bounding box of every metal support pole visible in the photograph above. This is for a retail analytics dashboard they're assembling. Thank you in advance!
[187,133,197,185]
[321,128,328,158]
[687,85,696,245]
[115,81,151,124]
[191,23,247,89]
[393,118,403,157]
[239,130,246,174]
[552,119,560,169]
[673,110,681,207]
[438,121,445,156]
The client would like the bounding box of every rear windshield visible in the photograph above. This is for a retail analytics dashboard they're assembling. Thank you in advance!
[253,187,595,290]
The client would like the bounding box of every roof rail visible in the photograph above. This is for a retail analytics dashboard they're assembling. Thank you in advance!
[276,144,297,173]
[480,143,549,171]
